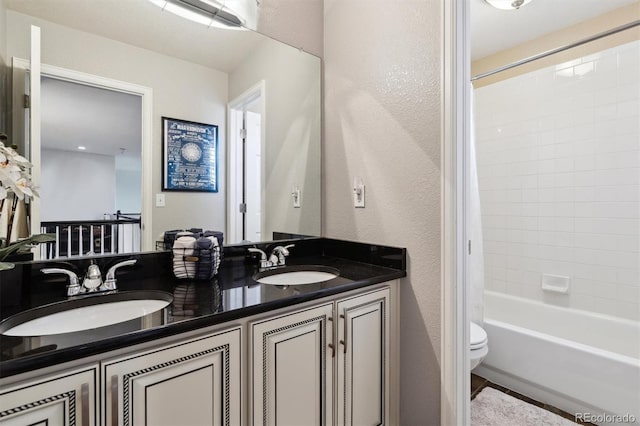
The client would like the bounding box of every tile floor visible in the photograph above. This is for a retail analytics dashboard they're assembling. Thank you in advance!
[471,374,595,425]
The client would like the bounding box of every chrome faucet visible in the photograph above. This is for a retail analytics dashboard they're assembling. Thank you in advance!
[248,248,270,269]
[41,268,83,296]
[247,244,295,270]
[269,244,295,266]
[103,259,137,291]
[83,263,103,291]
[41,259,137,297]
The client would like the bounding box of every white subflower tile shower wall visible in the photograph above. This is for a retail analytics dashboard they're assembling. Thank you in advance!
[475,40,640,321]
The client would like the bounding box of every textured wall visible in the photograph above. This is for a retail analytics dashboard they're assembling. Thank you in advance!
[324,0,442,423]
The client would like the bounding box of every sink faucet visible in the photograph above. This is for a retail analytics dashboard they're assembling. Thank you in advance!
[269,244,295,266]
[41,259,137,297]
[247,244,295,270]
[103,259,137,291]
[83,263,103,291]
[41,268,82,296]
[247,248,270,269]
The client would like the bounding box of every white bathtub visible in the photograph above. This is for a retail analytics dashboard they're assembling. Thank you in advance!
[475,291,640,426]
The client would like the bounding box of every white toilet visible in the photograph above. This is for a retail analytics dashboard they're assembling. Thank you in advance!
[470,322,488,371]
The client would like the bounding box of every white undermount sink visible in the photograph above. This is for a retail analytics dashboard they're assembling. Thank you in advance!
[254,265,340,285]
[0,290,173,336]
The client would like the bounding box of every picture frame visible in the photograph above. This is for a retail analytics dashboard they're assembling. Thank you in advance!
[162,117,219,192]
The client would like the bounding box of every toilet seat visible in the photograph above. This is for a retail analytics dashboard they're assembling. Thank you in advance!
[470,322,487,350]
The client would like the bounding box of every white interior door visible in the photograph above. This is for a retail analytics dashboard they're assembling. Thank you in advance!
[227,81,265,244]
[228,108,244,243]
[29,25,41,246]
[245,110,261,242]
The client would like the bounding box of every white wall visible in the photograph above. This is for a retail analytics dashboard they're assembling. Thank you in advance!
[6,11,228,241]
[41,148,115,221]
[0,0,8,134]
[256,0,323,58]
[0,0,5,59]
[475,40,640,322]
[115,155,141,214]
[229,38,321,241]
[324,0,442,423]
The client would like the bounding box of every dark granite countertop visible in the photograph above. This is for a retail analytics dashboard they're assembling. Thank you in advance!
[0,238,406,378]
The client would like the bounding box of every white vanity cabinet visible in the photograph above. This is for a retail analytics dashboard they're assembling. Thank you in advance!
[0,281,399,426]
[0,366,98,426]
[250,286,394,426]
[250,303,335,426]
[102,327,241,426]
[337,287,390,426]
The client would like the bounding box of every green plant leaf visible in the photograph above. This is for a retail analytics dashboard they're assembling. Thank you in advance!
[0,234,56,262]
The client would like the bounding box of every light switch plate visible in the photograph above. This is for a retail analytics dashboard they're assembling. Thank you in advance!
[353,183,365,208]
[156,193,165,207]
[292,188,301,208]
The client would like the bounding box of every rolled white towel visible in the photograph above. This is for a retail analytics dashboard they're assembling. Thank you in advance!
[173,236,197,278]
[174,235,195,249]
[176,231,196,238]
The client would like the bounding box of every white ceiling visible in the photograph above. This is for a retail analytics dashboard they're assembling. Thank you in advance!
[471,0,639,60]
[5,0,265,73]
[41,77,142,157]
[7,0,269,159]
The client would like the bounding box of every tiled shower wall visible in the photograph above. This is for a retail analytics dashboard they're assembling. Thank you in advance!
[475,40,640,322]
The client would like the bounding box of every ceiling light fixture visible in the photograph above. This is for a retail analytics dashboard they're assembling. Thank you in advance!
[147,0,245,30]
[77,146,86,150]
[483,0,533,10]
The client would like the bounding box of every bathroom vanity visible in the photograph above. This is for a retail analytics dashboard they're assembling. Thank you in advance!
[0,238,405,426]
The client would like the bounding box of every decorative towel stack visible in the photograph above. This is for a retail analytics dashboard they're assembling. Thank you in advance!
[169,229,222,280]
[163,228,215,250]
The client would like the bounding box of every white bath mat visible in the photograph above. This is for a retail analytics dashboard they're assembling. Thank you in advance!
[471,387,576,426]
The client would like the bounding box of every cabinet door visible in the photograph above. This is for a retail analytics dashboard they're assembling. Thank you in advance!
[103,327,241,426]
[0,367,97,426]
[251,303,334,426]
[337,288,389,426]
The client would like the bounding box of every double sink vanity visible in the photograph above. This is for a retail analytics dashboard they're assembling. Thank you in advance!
[0,238,405,426]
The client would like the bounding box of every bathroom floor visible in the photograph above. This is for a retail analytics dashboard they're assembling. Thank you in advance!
[471,374,595,425]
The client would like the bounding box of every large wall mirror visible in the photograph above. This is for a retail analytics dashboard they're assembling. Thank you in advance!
[0,0,321,257]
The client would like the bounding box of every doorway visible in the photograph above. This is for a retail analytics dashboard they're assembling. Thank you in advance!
[41,76,142,255]
[40,76,142,221]
[227,81,265,244]
[11,58,153,254]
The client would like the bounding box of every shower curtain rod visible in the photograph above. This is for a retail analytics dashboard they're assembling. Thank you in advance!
[471,20,640,81]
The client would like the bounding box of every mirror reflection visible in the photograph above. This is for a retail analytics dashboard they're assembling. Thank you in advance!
[1,0,321,258]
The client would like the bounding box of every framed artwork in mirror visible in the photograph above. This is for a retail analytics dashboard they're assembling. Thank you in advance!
[162,117,219,192]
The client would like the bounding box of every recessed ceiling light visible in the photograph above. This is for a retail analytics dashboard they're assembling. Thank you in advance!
[77,146,86,150]
[484,0,533,10]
